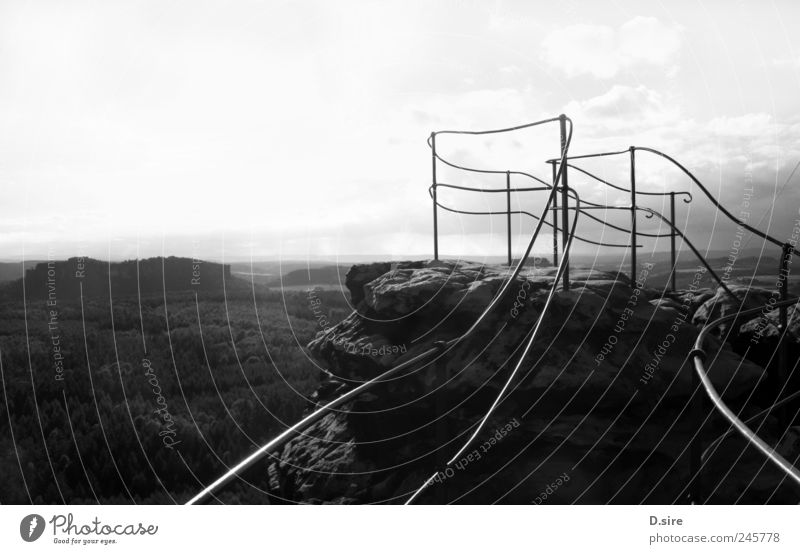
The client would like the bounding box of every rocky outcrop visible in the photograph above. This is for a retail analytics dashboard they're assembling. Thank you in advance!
[692,285,774,332]
[267,261,799,504]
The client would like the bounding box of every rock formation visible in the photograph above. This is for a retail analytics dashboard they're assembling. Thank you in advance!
[268,260,800,504]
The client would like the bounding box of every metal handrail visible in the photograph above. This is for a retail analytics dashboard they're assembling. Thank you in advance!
[431,118,565,137]
[548,145,799,298]
[578,206,673,238]
[430,114,572,264]
[430,193,638,249]
[549,144,800,501]
[702,389,800,464]
[547,150,691,291]
[427,116,563,188]
[432,182,550,194]
[639,207,740,303]
[690,298,800,498]
[545,149,630,162]
[563,162,693,202]
[634,147,793,251]
[431,156,552,188]
[187,118,798,506]
[548,146,797,257]
[186,115,574,504]
[185,344,442,504]
[405,185,584,504]
[550,201,674,238]
[548,203,740,301]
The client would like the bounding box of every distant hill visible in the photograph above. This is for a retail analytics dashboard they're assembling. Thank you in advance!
[0,261,41,283]
[0,256,242,301]
[230,261,343,287]
[229,260,337,276]
[272,265,349,287]
[233,264,375,288]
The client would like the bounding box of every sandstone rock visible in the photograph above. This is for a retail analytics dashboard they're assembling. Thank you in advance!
[692,284,774,330]
[268,261,784,504]
[739,305,800,345]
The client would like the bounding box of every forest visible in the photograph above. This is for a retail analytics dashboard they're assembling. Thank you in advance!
[0,258,352,504]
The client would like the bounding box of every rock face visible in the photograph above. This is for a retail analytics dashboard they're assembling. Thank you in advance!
[267,261,800,504]
[692,284,800,398]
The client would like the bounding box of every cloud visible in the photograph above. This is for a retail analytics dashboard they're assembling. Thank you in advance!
[541,16,682,79]
[563,86,796,171]
[565,85,680,132]
[555,83,800,223]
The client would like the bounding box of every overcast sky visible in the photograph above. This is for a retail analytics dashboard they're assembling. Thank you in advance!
[2,0,800,262]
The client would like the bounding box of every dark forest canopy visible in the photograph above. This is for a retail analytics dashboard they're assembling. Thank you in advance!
[0,259,352,504]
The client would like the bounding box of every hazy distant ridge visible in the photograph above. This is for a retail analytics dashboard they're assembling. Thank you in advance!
[1,257,235,300]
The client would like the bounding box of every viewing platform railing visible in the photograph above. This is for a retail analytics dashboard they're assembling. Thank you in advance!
[187,114,575,504]
[187,116,800,506]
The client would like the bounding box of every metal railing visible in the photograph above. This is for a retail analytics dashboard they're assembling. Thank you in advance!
[406,184,583,504]
[546,147,693,291]
[428,138,800,503]
[430,116,568,276]
[548,146,798,431]
[186,114,574,504]
[689,298,800,503]
[187,118,800,506]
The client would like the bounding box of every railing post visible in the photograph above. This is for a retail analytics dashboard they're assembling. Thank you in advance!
[432,132,438,261]
[559,115,570,291]
[434,357,448,504]
[689,364,704,504]
[506,171,512,266]
[778,243,791,427]
[551,161,559,267]
[670,191,677,291]
[630,147,637,289]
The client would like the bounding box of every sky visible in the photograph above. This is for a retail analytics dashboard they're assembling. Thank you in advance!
[2,0,800,262]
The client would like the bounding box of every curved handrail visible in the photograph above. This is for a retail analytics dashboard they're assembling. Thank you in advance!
[432,182,551,194]
[690,298,800,490]
[638,206,740,303]
[549,201,674,238]
[431,196,637,248]
[405,185,584,504]
[186,115,575,505]
[578,206,672,238]
[186,114,800,505]
[544,202,741,301]
[185,343,444,504]
[634,147,795,253]
[548,145,794,257]
[435,116,574,341]
[571,196,629,210]
[563,163,693,203]
[545,149,630,162]
[431,154,552,187]
[427,116,565,187]
[702,389,800,464]
[431,116,564,138]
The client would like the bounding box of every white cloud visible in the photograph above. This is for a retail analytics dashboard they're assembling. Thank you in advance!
[707,113,775,139]
[565,85,680,132]
[541,23,617,79]
[556,83,800,226]
[541,16,682,79]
